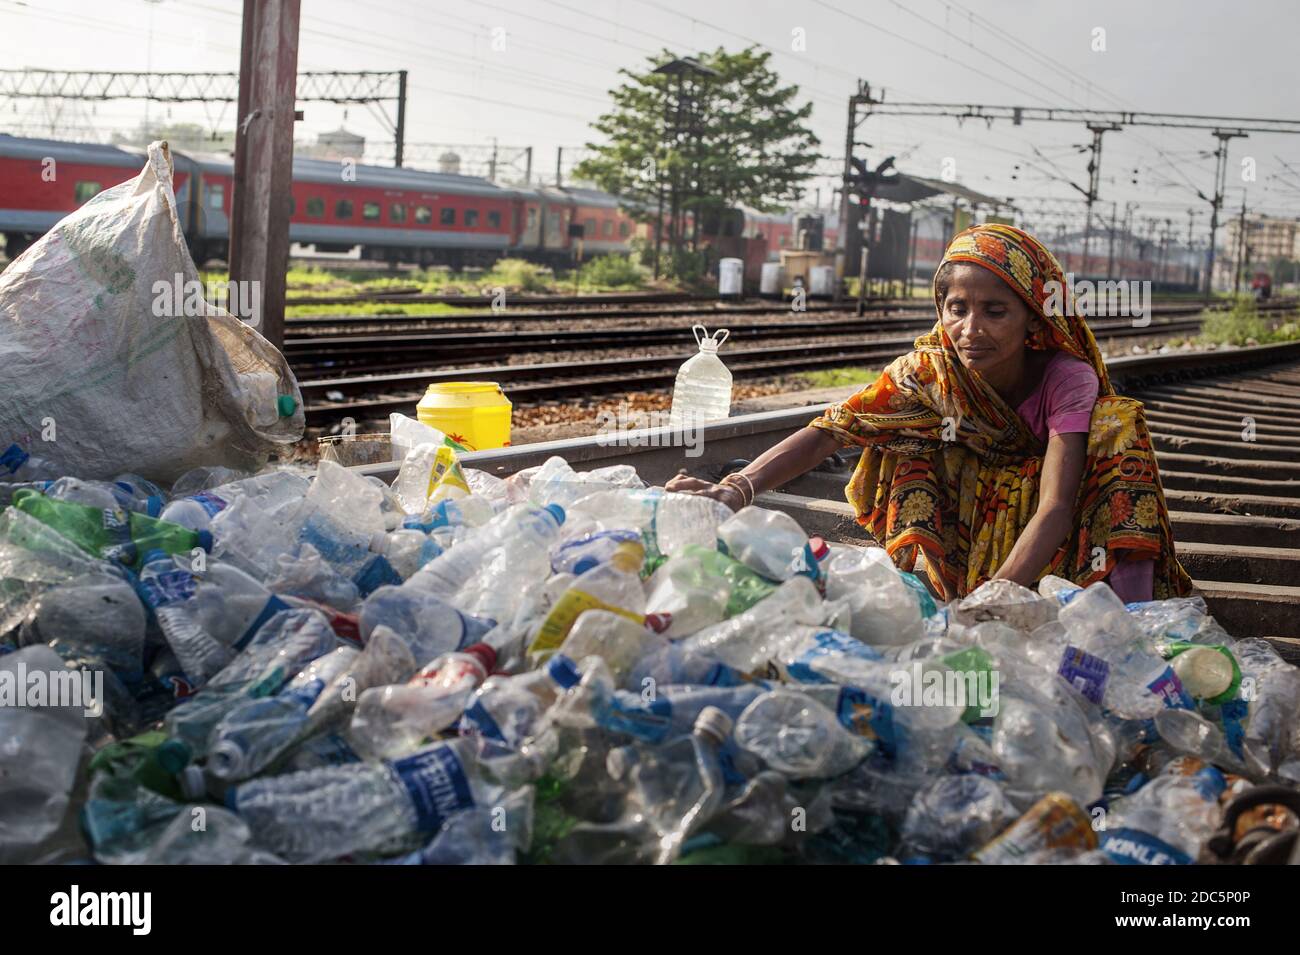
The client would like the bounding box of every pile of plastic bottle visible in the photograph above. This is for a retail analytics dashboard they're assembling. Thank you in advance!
[3,438,1299,865]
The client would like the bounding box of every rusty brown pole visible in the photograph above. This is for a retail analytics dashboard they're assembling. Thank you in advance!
[228,0,300,350]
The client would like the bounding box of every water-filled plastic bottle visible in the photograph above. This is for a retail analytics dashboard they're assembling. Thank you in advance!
[669,325,732,427]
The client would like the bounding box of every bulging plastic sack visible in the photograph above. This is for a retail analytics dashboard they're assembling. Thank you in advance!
[0,142,303,482]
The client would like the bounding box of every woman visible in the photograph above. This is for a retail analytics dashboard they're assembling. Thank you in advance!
[667,223,1193,603]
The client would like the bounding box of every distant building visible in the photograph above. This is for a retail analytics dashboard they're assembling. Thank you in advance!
[1224,213,1300,263]
[301,128,366,161]
[1216,213,1300,288]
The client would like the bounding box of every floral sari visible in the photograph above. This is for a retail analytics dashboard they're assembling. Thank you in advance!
[809,223,1193,600]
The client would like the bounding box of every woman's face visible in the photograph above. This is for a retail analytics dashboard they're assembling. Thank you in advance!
[939,264,1040,375]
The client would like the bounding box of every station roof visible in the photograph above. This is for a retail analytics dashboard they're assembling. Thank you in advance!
[873,172,1013,209]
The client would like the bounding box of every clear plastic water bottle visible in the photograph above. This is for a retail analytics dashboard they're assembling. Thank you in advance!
[349,643,497,759]
[717,505,827,586]
[138,550,292,687]
[358,585,495,666]
[43,476,164,517]
[528,541,647,659]
[669,325,732,427]
[567,489,733,561]
[406,503,566,601]
[679,576,826,675]
[228,737,501,863]
[161,471,309,533]
[163,607,341,754]
[1097,766,1226,865]
[206,645,363,782]
[0,645,88,864]
[734,687,873,778]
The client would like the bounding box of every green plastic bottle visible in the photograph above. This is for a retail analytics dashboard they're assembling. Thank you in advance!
[88,729,193,802]
[681,544,778,616]
[11,488,212,568]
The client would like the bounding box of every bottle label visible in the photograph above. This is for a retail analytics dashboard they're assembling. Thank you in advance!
[352,554,403,597]
[529,589,644,657]
[1099,828,1192,865]
[1058,646,1109,704]
[783,629,883,684]
[233,595,292,652]
[390,744,476,834]
[601,695,674,743]
[101,506,138,565]
[139,568,198,608]
[1146,666,1195,710]
[460,699,507,743]
[835,686,896,756]
[1220,698,1248,759]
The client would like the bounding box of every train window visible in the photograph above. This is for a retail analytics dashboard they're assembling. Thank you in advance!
[415,205,432,224]
[487,210,501,229]
[335,199,353,220]
[619,221,630,238]
[584,218,597,236]
[602,220,613,237]
[390,203,407,223]
[464,209,479,228]
[306,197,325,218]
[527,208,538,229]
[363,202,381,221]
[205,182,224,210]
[74,181,102,204]
[440,207,456,226]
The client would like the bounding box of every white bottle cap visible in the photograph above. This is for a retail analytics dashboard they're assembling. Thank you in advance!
[694,706,734,745]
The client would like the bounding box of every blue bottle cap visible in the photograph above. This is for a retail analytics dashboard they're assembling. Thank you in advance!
[543,503,566,526]
[572,556,598,575]
[1194,765,1227,798]
[145,495,164,518]
[546,654,582,689]
[1123,772,1148,795]
[196,529,214,552]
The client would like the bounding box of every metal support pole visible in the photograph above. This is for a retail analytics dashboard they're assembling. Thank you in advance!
[229,0,300,351]
[1233,198,1247,296]
[394,68,406,167]
[834,82,868,303]
[1204,129,1247,301]
[523,145,532,185]
[1106,201,1117,277]
[555,146,562,188]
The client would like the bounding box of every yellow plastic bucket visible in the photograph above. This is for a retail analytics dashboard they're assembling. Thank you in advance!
[416,381,512,450]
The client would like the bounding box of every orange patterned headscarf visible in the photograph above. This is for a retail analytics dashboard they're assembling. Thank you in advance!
[935,222,1112,394]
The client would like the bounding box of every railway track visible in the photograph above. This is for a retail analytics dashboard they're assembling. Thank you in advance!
[298,316,1207,422]
[287,296,1287,334]
[285,308,1236,375]
[350,340,1300,648]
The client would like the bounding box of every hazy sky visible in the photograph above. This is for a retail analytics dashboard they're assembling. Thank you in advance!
[4,0,1299,235]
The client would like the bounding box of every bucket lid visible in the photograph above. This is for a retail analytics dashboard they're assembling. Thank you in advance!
[424,381,504,395]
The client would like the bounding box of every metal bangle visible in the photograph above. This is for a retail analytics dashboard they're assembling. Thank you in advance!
[722,471,756,507]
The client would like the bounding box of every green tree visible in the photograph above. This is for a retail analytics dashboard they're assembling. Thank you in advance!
[575,47,820,276]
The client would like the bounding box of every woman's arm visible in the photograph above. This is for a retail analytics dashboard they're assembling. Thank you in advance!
[993,430,1088,586]
[665,426,844,510]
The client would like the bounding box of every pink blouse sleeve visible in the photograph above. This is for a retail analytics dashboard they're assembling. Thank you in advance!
[1043,357,1100,437]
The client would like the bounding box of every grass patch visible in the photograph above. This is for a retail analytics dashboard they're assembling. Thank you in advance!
[797,366,878,389]
[284,302,482,318]
[1199,296,1300,346]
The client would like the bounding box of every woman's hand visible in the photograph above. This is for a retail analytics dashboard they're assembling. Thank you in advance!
[665,470,746,512]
